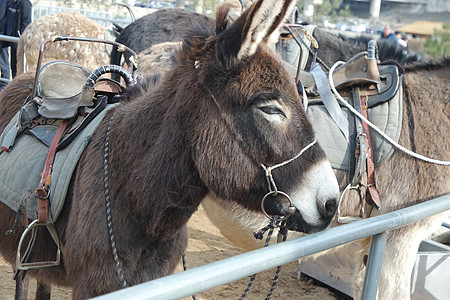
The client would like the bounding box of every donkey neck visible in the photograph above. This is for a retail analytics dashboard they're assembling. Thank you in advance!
[108,83,208,238]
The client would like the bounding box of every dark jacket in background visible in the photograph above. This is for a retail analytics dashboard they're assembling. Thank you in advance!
[0,0,32,77]
[0,1,7,21]
[381,32,398,44]
[0,0,32,44]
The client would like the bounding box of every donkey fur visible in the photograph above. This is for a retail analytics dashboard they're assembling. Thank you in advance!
[17,11,112,75]
[106,7,446,299]
[0,1,340,298]
[204,58,450,299]
[110,8,215,68]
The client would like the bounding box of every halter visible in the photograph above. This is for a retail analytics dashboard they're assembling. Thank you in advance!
[244,141,317,300]
[203,85,318,218]
[197,84,319,300]
[260,140,317,221]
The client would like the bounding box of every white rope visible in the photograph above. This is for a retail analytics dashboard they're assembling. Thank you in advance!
[261,140,317,192]
[328,61,450,166]
[261,140,317,172]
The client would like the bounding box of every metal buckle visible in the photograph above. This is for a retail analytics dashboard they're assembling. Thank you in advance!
[16,219,61,270]
[35,187,50,200]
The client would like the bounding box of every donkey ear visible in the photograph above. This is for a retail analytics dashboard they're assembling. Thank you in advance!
[238,0,296,59]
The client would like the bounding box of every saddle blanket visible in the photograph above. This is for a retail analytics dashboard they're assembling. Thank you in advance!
[0,104,117,223]
[307,85,403,171]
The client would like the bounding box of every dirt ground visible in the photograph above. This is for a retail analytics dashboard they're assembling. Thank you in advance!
[0,206,345,300]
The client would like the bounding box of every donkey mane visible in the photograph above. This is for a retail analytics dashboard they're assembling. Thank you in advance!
[337,33,423,65]
[111,8,215,66]
[404,56,450,72]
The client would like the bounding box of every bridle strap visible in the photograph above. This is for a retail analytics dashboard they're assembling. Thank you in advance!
[204,85,317,219]
[261,140,316,193]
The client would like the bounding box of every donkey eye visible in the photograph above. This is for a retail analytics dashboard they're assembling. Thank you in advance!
[258,104,286,118]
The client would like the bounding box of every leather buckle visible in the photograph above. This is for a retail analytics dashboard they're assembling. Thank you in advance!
[35,187,49,200]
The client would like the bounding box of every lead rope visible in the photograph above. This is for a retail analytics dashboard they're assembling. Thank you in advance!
[182,254,198,300]
[104,112,128,288]
[265,224,288,300]
[183,222,286,300]
[239,217,288,300]
[238,141,316,299]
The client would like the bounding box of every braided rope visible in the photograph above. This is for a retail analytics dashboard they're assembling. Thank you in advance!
[265,266,282,300]
[260,140,316,193]
[265,223,288,300]
[238,226,276,300]
[182,254,198,300]
[103,113,128,288]
[240,218,287,300]
[238,274,257,300]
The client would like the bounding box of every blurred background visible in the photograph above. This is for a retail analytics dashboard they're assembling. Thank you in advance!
[27,0,450,60]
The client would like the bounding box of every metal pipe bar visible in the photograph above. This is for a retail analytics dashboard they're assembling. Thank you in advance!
[0,35,19,86]
[0,35,19,43]
[92,194,450,300]
[361,233,387,299]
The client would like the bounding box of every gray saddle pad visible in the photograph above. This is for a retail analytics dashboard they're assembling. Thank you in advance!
[308,85,403,171]
[0,104,116,222]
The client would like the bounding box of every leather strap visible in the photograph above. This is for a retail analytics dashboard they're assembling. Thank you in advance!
[310,62,349,142]
[360,95,381,209]
[57,95,107,151]
[36,120,69,223]
[350,88,367,185]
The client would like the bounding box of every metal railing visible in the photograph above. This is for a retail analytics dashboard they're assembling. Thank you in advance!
[92,193,450,300]
[32,6,115,28]
[0,35,20,85]
[32,5,134,28]
[0,35,19,44]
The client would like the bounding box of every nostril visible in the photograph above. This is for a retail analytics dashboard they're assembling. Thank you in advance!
[325,199,336,212]
[322,198,337,218]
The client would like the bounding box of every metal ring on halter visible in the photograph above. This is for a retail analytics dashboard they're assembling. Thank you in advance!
[260,191,296,222]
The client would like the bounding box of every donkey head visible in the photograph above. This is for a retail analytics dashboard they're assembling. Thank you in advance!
[182,0,339,233]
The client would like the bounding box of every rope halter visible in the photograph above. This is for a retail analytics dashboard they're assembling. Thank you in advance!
[259,140,317,221]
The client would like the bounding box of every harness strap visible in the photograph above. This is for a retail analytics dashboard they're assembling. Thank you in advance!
[360,95,381,209]
[310,62,349,142]
[350,87,367,185]
[36,119,69,223]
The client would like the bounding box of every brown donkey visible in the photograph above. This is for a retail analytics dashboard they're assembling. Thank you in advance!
[0,0,339,299]
[109,7,447,299]
[203,58,450,299]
